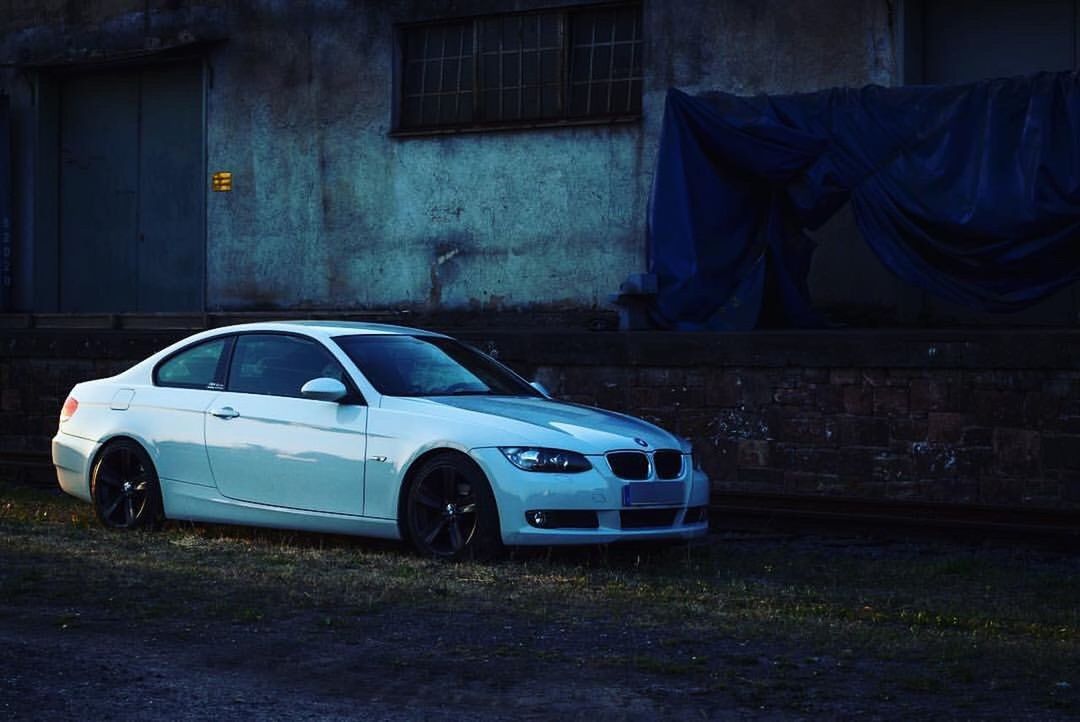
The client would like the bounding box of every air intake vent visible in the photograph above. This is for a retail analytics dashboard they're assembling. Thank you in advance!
[620,509,677,529]
[653,450,683,479]
[607,452,648,480]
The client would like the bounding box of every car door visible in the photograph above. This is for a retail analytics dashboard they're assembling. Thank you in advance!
[204,333,369,515]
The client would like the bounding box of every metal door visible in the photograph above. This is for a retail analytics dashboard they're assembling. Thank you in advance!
[58,62,203,312]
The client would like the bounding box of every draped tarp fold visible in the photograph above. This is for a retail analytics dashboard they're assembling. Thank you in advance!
[648,74,1080,329]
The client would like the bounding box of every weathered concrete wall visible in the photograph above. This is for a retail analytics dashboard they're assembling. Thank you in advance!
[205,0,899,311]
[1,0,901,313]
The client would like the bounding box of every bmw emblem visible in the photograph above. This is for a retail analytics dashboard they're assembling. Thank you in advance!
[634,438,649,448]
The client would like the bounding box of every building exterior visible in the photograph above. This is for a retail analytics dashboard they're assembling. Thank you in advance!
[4,2,1080,514]
[2,0,896,319]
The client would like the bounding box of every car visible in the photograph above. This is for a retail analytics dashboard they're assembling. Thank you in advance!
[52,321,709,559]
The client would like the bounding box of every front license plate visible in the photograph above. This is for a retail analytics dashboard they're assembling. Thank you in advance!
[622,481,685,506]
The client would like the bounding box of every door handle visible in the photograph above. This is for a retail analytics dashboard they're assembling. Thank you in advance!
[209,406,239,419]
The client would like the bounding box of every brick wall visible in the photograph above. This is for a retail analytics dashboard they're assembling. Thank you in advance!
[5,326,1080,508]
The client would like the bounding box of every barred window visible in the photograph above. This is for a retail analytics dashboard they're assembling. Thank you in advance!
[397,3,642,132]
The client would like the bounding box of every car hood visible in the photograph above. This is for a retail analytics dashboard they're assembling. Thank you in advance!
[381,395,686,454]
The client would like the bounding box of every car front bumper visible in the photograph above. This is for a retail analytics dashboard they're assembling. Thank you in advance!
[470,448,710,546]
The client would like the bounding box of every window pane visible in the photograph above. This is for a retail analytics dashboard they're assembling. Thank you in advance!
[402,96,422,127]
[522,15,538,47]
[613,44,633,79]
[540,14,559,47]
[442,59,460,90]
[156,338,227,388]
[629,79,642,112]
[457,92,474,122]
[502,89,520,119]
[482,89,500,119]
[439,95,460,124]
[421,95,439,124]
[480,18,500,49]
[424,27,444,59]
[594,46,612,77]
[611,80,631,112]
[423,60,440,92]
[443,25,462,55]
[522,85,540,117]
[229,335,342,398]
[541,49,559,83]
[589,82,609,114]
[569,83,588,116]
[571,46,591,80]
[541,85,560,117]
[501,17,521,51]
[615,8,637,42]
[502,54,520,85]
[404,61,423,94]
[460,68,473,91]
[522,50,539,84]
[333,335,540,398]
[481,53,499,85]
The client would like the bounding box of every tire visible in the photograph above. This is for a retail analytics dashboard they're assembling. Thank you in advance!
[90,439,164,530]
[403,452,502,561]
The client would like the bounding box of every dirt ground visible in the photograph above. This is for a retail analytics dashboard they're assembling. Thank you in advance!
[0,583,950,721]
[3,533,1076,721]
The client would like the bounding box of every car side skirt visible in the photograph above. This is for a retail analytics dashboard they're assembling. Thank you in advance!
[161,479,402,540]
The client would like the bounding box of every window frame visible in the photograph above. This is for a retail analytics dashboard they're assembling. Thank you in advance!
[392,1,643,136]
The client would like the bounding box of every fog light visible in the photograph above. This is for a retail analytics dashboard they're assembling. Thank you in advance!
[526,510,548,528]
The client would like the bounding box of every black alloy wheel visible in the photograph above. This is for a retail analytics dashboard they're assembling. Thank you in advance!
[90,440,164,530]
[405,453,501,561]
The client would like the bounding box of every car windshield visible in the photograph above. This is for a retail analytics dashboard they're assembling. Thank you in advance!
[332,334,542,398]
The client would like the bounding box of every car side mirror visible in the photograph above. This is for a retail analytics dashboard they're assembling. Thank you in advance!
[300,377,348,402]
[530,381,551,398]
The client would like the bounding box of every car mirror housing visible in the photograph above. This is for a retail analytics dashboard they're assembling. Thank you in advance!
[300,377,348,402]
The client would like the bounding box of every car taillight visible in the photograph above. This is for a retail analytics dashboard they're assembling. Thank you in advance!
[59,396,79,423]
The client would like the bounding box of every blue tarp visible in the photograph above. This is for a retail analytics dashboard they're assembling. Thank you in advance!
[648,73,1080,330]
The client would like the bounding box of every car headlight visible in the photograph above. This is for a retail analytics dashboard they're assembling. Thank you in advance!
[499,447,592,473]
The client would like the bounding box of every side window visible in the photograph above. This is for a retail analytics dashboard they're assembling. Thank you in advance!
[227,334,348,398]
[155,338,229,389]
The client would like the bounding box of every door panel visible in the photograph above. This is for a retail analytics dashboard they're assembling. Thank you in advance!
[57,62,204,312]
[139,63,204,311]
[59,72,139,311]
[205,393,368,516]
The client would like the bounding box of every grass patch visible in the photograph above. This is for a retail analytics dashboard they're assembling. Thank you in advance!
[2,481,1078,716]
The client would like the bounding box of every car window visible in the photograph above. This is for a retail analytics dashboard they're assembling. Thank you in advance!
[333,334,540,397]
[227,334,348,398]
[155,337,229,389]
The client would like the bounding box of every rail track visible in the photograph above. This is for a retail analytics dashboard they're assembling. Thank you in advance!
[5,451,1078,546]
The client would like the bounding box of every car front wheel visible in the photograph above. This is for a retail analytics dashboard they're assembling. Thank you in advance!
[90,439,164,530]
[404,453,502,561]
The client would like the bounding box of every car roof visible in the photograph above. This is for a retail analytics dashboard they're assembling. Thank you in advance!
[278,320,442,335]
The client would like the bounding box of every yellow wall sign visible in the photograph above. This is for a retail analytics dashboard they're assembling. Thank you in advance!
[211,171,233,192]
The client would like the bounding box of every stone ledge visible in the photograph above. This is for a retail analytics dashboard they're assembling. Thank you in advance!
[5,325,1080,369]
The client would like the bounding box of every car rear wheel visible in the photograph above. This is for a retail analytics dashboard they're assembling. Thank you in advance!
[404,453,502,561]
[90,439,164,530]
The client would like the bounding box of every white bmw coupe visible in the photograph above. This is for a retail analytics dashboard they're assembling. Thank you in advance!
[53,321,709,559]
